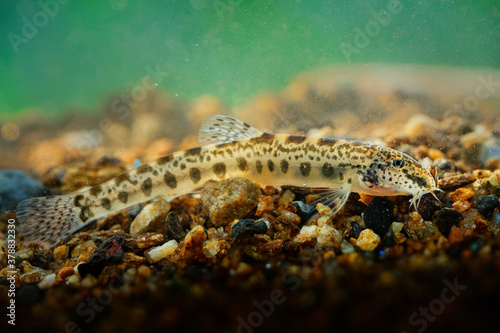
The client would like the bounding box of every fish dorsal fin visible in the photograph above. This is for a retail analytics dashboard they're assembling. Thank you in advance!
[198,115,263,145]
[309,181,352,218]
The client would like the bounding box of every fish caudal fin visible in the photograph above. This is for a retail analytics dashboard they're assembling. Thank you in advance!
[16,194,84,248]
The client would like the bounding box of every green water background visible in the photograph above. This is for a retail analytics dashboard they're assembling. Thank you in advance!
[0,0,498,117]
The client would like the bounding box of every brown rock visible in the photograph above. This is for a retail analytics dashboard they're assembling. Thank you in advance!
[57,267,75,280]
[71,240,97,259]
[438,173,477,190]
[53,245,69,261]
[180,225,207,262]
[200,178,260,227]
[448,226,474,246]
[258,240,283,256]
[130,198,171,237]
[165,212,187,242]
[449,187,475,202]
[255,195,275,217]
[19,261,48,284]
[124,233,165,252]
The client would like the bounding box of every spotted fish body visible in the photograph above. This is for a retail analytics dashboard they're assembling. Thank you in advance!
[17,115,438,247]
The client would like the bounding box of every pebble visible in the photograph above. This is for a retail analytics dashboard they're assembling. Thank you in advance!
[116,253,147,269]
[291,201,316,221]
[438,173,477,190]
[231,218,268,244]
[180,225,207,261]
[477,195,499,218]
[316,202,332,216]
[130,198,171,237]
[317,215,332,227]
[340,240,355,254]
[137,265,152,278]
[294,225,319,244]
[432,208,463,237]
[202,238,223,258]
[448,226,474,246]
[200,178,260,227]
[362,197,394,237]
[317,225,342,248]
[349,221,364,238]
[77,235,125,277]
[57,267,75,280]
[404,114,440,137]
[278,189,295,207]
[19,261,48,284]
[124,233,164,252]
[37,273,56,289]
[258,240,284,256]
[449,187,475,202]
[385,222,407,246]
[71,240,97,259]
[255,195,275,216]
[165,212,187,242]
[0,170,49,214]
[279,210,301,225]
[53,245,69,261]
[356,229,381,252]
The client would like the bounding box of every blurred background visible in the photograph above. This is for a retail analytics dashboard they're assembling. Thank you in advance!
[0,0,498,117]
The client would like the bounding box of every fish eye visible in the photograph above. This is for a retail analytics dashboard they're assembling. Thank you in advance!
[392,159,405,168]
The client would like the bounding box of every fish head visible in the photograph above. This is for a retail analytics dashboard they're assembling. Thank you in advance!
[357,147,439,209]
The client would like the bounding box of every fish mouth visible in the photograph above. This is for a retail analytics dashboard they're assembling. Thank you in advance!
[409,188,443,211]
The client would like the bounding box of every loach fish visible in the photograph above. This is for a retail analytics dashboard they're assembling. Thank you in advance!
[17,115,440,248]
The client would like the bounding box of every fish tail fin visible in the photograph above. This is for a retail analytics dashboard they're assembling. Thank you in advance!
[16,194,85,248]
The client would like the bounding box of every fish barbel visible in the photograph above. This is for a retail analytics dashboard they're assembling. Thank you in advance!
[17,115,440,247]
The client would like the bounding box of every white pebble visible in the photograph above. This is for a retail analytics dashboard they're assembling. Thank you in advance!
[37,273,56,289]
[317,225,342,247]
[130,198,171,237]
[146,240,178,263]
[356,229,381,252]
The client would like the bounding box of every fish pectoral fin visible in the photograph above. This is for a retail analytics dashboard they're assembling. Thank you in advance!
[198,115,263,145]
[309,181,352,218]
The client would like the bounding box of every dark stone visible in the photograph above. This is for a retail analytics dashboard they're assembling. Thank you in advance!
[432,208,463,237]
[0,170,50,214]
[290,201,316,221]
[349,221,364,239]
[362,197,394,237]
[477,195,499,218]
[17,285,43,306]
[78,235,126,278]
[417,192,444,220]
[166,211,187,241]
[231,218,268,244]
